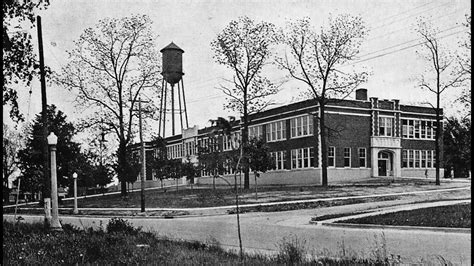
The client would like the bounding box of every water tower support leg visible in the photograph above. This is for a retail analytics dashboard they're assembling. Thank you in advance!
[158,79,165,136]
[177,81,184,131]
[171,84,175,136]
[181,79,189,128]
[163,82,168,138]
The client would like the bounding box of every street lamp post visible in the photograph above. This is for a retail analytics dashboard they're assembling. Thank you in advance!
[47,132,62,230]
[129,96,148,212]
[72,172,78,214]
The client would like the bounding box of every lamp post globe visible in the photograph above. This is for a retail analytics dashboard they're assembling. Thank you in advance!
[47,132,58,145]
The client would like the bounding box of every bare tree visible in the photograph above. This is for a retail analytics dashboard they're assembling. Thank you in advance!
[277,15,369,186]
[211,16,280,189]
[57,15,161,196]
[415,17,467,185]
[456,14,471,116]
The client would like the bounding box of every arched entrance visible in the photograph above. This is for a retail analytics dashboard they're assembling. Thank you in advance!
[377,150,393,176]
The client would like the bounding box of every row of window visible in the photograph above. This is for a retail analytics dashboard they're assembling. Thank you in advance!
[166,141,199,159]
[291,147,315,169]
[200,159,236,177]
[167,144,368,169]
[223,132,241,151]
[401,119,437,140]
[328,147,367,168]
[167,133,241,159]
[167,143,184,159]
[378,117,437,140]
[250,115,314,142]
[402,149,436,168]
[266,121,287,141]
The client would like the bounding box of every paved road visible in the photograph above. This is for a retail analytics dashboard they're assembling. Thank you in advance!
[5,200,471,265]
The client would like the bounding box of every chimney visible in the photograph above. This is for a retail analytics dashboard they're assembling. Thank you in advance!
[356,88,368,101]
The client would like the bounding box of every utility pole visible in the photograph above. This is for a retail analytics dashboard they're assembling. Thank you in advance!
[139,97,146,212]
[37,15,51,226]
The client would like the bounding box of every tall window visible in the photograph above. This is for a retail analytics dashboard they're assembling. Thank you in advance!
[223,132,240,151]
[271,151,286,170]
[266,121,286,142]
[402,120,408,138]
[414,120,420,138]
[426,121,432,139]
[249,125,263,140]
[414,150,420,168]
[343,147,351,167]
[408,150,414,168]
[359,148,366,167]
[402,150,408,168]
[379,117,394,136]
[291,147,314,169]
[290,115,314,138]
[408,120,414,138]
[421,121,426,138]
[223,159,235,175]
[223,135,232,151]
[328,146,335,167]
[427,150,432,168]
[421,150,427,168]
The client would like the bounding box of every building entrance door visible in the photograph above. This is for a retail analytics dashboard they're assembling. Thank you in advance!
[378,160,387,176]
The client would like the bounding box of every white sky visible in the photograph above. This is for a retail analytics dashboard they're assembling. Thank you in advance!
[4,0,471,144]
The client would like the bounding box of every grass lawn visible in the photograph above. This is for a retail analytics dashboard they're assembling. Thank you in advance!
[338,203,471,228]
[3,219,395,265]
[55,178,469,209]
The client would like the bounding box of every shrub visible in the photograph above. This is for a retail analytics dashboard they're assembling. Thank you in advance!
[106,218,141,235]
[205,236,221,252]
[60,222,81,233]
[275,235,307,264]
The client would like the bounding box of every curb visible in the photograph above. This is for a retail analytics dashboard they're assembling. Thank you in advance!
[315,221,471,234]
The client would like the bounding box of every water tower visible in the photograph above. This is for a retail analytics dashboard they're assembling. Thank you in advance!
[159,42,189,137]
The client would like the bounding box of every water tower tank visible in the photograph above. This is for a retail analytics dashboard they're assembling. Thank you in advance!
[160,42,184,85]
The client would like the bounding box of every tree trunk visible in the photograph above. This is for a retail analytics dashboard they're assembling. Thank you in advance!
[254,172,258,200]
[235,172,243,260]
[435,92,441,185]
[435,69,441,185]
[118,142,128,196]
[243,90,250,189]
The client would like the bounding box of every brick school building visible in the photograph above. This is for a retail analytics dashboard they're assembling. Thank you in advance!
[133,88,443,187]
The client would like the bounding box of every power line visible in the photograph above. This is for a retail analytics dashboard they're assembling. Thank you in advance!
[370,1,452,32]
[358,24,463,60]
[349,29,465,66]
[366,8,464,43]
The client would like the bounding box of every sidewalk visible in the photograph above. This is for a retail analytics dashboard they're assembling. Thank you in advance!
[400,176,471,183]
